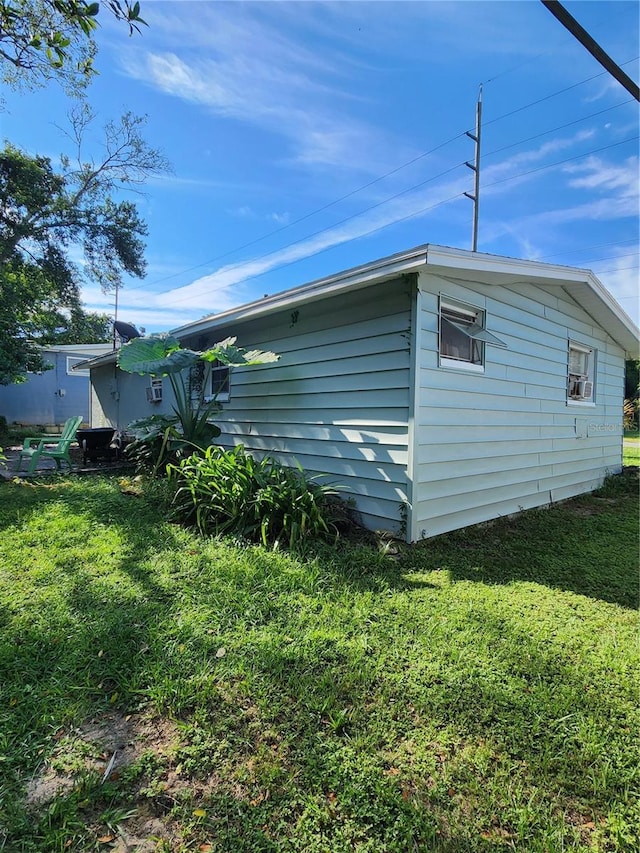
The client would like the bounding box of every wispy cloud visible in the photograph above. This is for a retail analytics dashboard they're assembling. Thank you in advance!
[149,133,636,316]
[118,5,398,175]
[590,245,640,326]
[564,155,639,191]
[153,178,470,313]
[482,130,597,187]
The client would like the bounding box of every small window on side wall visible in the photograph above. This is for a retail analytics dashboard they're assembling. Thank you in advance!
[209,360,230,402]
[67,356,89,377]
[568,342,595,403]
[439,296,507,372]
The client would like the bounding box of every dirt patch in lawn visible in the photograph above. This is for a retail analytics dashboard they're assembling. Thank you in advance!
[25,711,185,850]
[25,711,180,808]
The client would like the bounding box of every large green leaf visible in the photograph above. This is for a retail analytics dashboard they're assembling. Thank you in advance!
[200,336,280,366]
[117,334,200,375]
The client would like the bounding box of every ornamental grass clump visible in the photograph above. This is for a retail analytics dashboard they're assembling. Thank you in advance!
[167,444,348,549]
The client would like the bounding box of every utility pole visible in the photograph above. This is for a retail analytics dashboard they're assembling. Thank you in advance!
[113,283,119,350]
[464,85,482,252]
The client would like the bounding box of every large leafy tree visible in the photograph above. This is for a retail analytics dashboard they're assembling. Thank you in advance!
[0,108,168,384]
[0,0,145,93]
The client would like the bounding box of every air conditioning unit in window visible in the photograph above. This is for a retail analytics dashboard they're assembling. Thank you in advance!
[146,385,162,403]
[577,380,593,400]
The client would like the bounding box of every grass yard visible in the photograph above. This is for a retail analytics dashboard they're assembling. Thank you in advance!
[623,438,639,466]
[0,471,638,853]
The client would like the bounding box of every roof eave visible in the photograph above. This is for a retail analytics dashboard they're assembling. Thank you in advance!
[171,245,430,339]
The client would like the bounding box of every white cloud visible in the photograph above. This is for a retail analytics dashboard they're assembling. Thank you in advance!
[153,175,469,314]
[118,4,397,175]
[482,130,597,187]
[589,244,640,327]
[564,155,639,192]
[143,131,636,318]
[270,212,290,225]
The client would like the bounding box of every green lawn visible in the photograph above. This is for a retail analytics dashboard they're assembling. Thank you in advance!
[0,471,638,852]
[623,438,640,466]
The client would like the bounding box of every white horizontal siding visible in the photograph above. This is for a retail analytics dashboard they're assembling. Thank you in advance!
[412,272,625,539]
[186,278,413,533]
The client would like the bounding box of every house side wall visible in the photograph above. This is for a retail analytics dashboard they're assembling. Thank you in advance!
[89,363,178,429]
[413,271,625,539]
[0,351,92,428]
[183,278,413,533]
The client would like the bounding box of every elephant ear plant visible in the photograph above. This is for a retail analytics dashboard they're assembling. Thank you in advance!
[117,334,279,474]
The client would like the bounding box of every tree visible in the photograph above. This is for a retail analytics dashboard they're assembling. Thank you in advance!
[0,108,169,383]
[0,0,146,93]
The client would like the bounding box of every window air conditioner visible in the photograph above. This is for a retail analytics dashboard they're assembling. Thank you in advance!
[146,385,162,403]
[577,380,593,400]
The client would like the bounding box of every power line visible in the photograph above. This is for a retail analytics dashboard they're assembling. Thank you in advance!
[163,192,467,308]
[124,130,468,291]
[483,135,638,191]
[576,252,639,265]
[541,0,640,101]
[483,99,632,160]
[159,137,638,308]
[538,237,638,260]
[590,265,639,275]
[124,59,638,297]
[484,56,638,128]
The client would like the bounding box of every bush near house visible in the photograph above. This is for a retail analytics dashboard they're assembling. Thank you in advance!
[166,444,353,549]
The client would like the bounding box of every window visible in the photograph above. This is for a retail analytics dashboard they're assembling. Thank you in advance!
[209,361,230,402]
[146,377,163,403]
[568,342,596,403]
[67,356,89,377]
[439,297,507,371]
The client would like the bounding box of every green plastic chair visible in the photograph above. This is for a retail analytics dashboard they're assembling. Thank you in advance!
[16,415,84,474]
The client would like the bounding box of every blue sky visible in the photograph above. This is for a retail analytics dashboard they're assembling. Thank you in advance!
[2,0,638,333]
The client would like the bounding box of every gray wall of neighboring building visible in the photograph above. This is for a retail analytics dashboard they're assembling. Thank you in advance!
[0,345,111,428]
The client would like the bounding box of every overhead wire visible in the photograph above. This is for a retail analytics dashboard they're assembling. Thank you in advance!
[123,58,639,298]
[157,135,638,309]
[138,128,639,303]
[110,52,640,319]
[538,237,638,260]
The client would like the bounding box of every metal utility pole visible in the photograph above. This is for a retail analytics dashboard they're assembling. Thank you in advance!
[464,85,482,252]
[541,1,639,102]
[113,283,119,350]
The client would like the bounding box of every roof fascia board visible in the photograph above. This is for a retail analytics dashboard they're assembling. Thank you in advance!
[171,247,429,338]
[425,244,593,284]
[424,247,639,355]
[74,351,118,369]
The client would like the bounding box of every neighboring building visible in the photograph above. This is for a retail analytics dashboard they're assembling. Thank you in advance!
[82,245,639,541]
[0,344,112,429]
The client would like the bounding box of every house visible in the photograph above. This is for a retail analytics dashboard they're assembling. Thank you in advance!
[0,343,112,429]
[82,244,639,541]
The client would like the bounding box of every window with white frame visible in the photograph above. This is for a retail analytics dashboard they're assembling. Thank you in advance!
[567,342,596,403]
[66,356,89,377]
[209,360,230,402]
[146,376,163,403]
[439,297,507,371]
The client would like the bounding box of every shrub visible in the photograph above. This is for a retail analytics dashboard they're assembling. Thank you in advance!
[166,444,350,548]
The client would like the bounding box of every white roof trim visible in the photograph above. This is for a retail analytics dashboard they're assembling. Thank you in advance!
[80,244,638,365]
[171,244,638,356]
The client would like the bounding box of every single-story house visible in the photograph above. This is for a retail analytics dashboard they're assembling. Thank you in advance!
[81,244,639,541]
[0,343,112,429]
